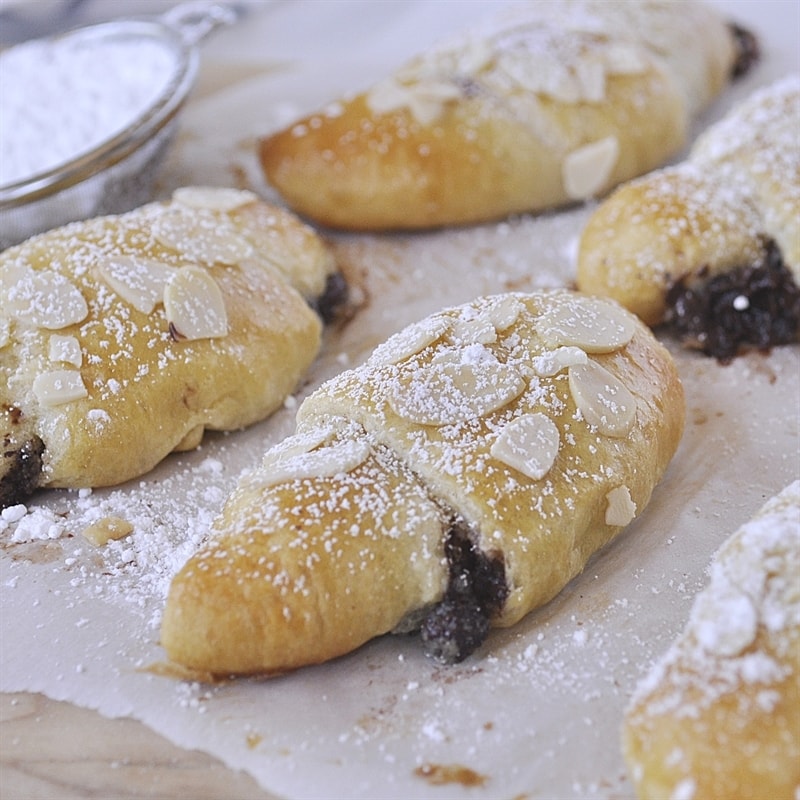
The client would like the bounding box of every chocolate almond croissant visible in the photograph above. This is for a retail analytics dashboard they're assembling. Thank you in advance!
[258,0,755,230]
[161,290,684,676]
[0,187,343,507]
[577,76,800,360]
[623,480,800,800]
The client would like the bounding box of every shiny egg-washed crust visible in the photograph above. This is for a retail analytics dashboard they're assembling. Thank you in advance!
[161,290,684,676]
[622,480,800,800]
[0,188,339,504]
[577,76,800,326]
[258,1,748,231]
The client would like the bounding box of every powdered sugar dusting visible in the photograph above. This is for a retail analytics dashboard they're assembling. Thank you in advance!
[624,480,800,796]
[0,445,245,628]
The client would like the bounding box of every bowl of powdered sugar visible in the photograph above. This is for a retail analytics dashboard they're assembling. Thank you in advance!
[0,1,238,250]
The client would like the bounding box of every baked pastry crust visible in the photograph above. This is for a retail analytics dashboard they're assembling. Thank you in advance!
[258,1,750,230]
[161,290,684,676]
[577,76,800,330]
[622,480,800,800]
[0,187,340,506]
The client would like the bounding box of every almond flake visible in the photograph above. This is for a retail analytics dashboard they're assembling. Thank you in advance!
[691,585,758,657]
[32,370,88,406]
[0,317,9,349]
[605,485,637,526]
[48,334,82,367]
[82,516,134,547]
[172,187,258,212]
[491,413,560,481]
[163,267,229,341]
[568,360,636,437]
[486,295,525,332]
[261,438,371,487]
[261,424,339,468]
[388,346,526,426]
[449,296,525,345]
[531,346,588,377]
[366,77,461,125]
[604,43,649,75]
[3,266,88,330]
[562,136,619,200]
[97,255,175,314]
[153,210,253,266]
[369,317,450,366]
[450,313,498,345]
[538,293,636,353]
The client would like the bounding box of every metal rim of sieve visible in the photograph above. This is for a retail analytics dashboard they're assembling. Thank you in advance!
[0,1,239,211]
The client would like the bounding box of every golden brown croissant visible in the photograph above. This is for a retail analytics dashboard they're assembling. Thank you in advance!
[623,480,800,800]
[258,0,755,231]
[161,290,684,676]
[0,187,344,507]
[577,76,800,360]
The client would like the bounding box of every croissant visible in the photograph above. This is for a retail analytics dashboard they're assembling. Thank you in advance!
[622,480,800,800]
[577,76,800,360]
[257,0,756,231]
[161,290,684,676]
[0,187,345,508]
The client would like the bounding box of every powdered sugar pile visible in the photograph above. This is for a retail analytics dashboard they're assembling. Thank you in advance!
[0,444,248,626]
[0,32,178,187]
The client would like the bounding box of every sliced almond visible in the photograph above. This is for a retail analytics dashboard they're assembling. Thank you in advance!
[491,413,560,481]
[691,584,758,657]
[82,516,134,547]
[4,267,88,330]
[164,267,229,341]
[568,360,636,437]
[97,255,175,314]
[153,210,253,266]
[531,346,588,377]
[451,294,525,344]
[32,370,88,406]
[450,313,498,346]
[48,334,82,367]
[562,136,619,200]
[388,346,526,426]
[366,77,461,125]
[262,424,339,469]
[486,294,525,332]
[369,317,450,366]
[604,43,649,76]
[605,485,637,526]
[261,438,371,487]
[538,293,636,353]
[0,317,10,349]
[172,187,258,212]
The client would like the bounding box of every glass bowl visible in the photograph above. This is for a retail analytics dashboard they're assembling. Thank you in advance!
[0,1,237,250]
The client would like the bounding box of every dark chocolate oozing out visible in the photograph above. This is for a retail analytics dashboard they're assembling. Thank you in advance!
[0,432,44,510]
[420,519,508,664]
[313,272,350,325]
[727,22,760,79]
[665,240,800,363]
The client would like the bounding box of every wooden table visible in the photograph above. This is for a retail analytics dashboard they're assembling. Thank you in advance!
[1,692,280,800]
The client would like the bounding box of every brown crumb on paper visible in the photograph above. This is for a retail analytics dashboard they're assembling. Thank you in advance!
[414,762,488,788]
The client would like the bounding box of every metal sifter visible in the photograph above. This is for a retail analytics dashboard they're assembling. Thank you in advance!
[0,1,242,250]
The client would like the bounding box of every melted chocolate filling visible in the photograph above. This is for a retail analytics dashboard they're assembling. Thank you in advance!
[665,241,800,363]
[420,520,508,664]
[1,433,44,510]
[312,272,350,324]
[727,22,760,79]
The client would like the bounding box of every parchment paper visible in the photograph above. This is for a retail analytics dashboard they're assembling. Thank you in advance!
[2,2,798,799]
